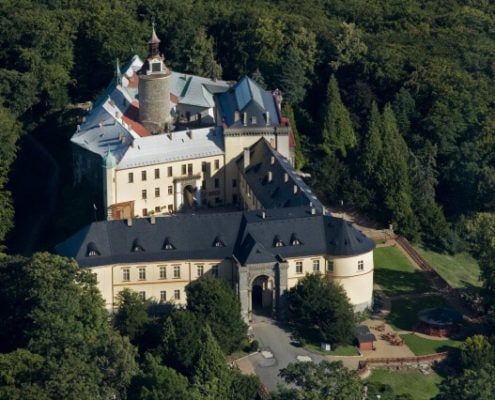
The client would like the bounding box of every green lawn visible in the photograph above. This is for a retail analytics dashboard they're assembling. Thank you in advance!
[416,247,481,289]
[400,333,462,356]
[305,343,359,356]
[365,369,441,400]
[387,296,448,331]
[374,246,432,296]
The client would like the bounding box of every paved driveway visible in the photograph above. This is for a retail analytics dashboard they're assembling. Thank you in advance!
[248,315,324,392]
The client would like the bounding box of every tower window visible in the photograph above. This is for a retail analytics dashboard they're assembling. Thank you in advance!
[358,260,364,271]
[151,61,161,72]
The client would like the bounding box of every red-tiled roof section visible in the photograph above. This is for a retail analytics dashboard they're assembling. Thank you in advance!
[281,117,296,148]
[123,102,151,137]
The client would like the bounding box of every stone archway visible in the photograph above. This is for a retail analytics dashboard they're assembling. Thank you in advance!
[251,275,273,311]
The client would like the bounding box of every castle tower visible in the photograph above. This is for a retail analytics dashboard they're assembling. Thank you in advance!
[138,25,172,135]
[102,149,116,220]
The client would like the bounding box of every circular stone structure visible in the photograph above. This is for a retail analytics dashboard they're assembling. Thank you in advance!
[417,307,462,337]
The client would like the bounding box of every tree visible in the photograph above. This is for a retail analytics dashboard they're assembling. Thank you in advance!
[272,360,362,400]
[0,253,138,399]
[320,75,356,157]
[361,101,382,180]
[193,325,232,399]
[436,364,495,400]
[460,335,495,371]
[0,104,20,248]
[288,274,355,346]
[114,288,151,344]
[186,276,247,354]
[129,353,196,400]
[186,28,222,79]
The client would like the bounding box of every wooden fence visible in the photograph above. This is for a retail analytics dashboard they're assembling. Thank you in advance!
[366,351,449,366]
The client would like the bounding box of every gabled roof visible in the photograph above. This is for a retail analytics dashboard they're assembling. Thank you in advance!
[56,207,375,268]
[217,77,281,127]
[237,138,324,213]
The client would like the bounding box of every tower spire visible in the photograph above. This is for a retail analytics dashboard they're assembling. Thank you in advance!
[148,22,161,57]
[115,58,122,85]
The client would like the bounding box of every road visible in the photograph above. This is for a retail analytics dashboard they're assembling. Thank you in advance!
[248,315,324,392]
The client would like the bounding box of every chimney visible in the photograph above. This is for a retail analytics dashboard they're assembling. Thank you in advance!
[243,148,250,170]
[234,110,240,122]
[267,171,273,183]
[270,156,275,165]
[265,111,270,125]
[293,185,298,194]
[127,218,133,227]
[284,173,289,183]
[243,112,248,126]
[150,214,156,224]
[77,124,81,131]
[311,207,316,215]
[261,211,266,219]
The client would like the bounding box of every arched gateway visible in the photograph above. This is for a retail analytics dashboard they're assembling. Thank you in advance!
[237,261,289,322]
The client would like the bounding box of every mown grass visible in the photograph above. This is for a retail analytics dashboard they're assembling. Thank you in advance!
[416,247,481,289]
[365,369,442,400]
[374,246,432,296]
[399,333,462,356]
[387,296,448,331]
[305,342,359,355]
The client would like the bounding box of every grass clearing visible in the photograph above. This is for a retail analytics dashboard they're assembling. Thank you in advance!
[305,343,359,356]
[400,333,462,356]
[374,246,432,296]
[365,369,441,400]
[416,247,481,289]
[387,296,448,331]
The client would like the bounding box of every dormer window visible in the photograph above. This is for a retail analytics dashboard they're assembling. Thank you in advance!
[213,236,225,247]
[274,236,285,247]
[290,233,301,246]
[132,239,145,252]
[86,242,100,257]
[162,237,175,250]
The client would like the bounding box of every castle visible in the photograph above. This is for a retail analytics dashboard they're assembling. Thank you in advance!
[58,28,374,321]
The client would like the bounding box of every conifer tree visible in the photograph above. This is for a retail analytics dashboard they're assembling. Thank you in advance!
[320,75,356,157]
[362,101,382,179]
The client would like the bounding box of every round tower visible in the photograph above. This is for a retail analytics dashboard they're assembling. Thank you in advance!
[102,150,116,220]
[138,25,172,134]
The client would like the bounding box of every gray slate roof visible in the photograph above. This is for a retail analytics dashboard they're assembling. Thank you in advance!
[238,138,324,212]
[56,207,375,268]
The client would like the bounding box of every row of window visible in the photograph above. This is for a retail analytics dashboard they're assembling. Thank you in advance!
[138,289,181,302]
[128,160,221,183]
[141,186,174,199]
[293,260,364,274]
[122,265,218,282]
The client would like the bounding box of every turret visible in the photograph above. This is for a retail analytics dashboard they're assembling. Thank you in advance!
[102,149,116,220]
[138,24,172,135]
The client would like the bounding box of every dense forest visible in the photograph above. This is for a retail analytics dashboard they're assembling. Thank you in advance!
[1,0,495,398]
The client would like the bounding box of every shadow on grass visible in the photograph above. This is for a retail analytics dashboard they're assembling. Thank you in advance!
[374,269,432,296]
[387,296,448,331]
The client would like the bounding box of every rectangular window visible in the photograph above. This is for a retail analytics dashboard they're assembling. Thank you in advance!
[155,206,160,213]
[173,265,181,279]
[168,166,173,177]
[174,290,180,300]
[187,163,193,176]
[159,266,166,280]
[154,168,160,179]
[214,178,219,188]
[313,260,320,272]
[212,265,219,277]
[160,290,167,302]
[168,204,173,212]
[122,268,130,281]
[141,170,147,181]
[168,185,173,195]
[197,265,204,277]
[328,260,334,272]
[155,187,160,197]
[201,162,207,172]
[128,172,134,183]
[232,179,237,188]
[181,164,186,175]
[142,208,148,216]
[142,189,147,200]
[139,291,146,301]
[358,260,364,271]
[214,159,219,170]
[139,267,146,280]
[296,261,303,274]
